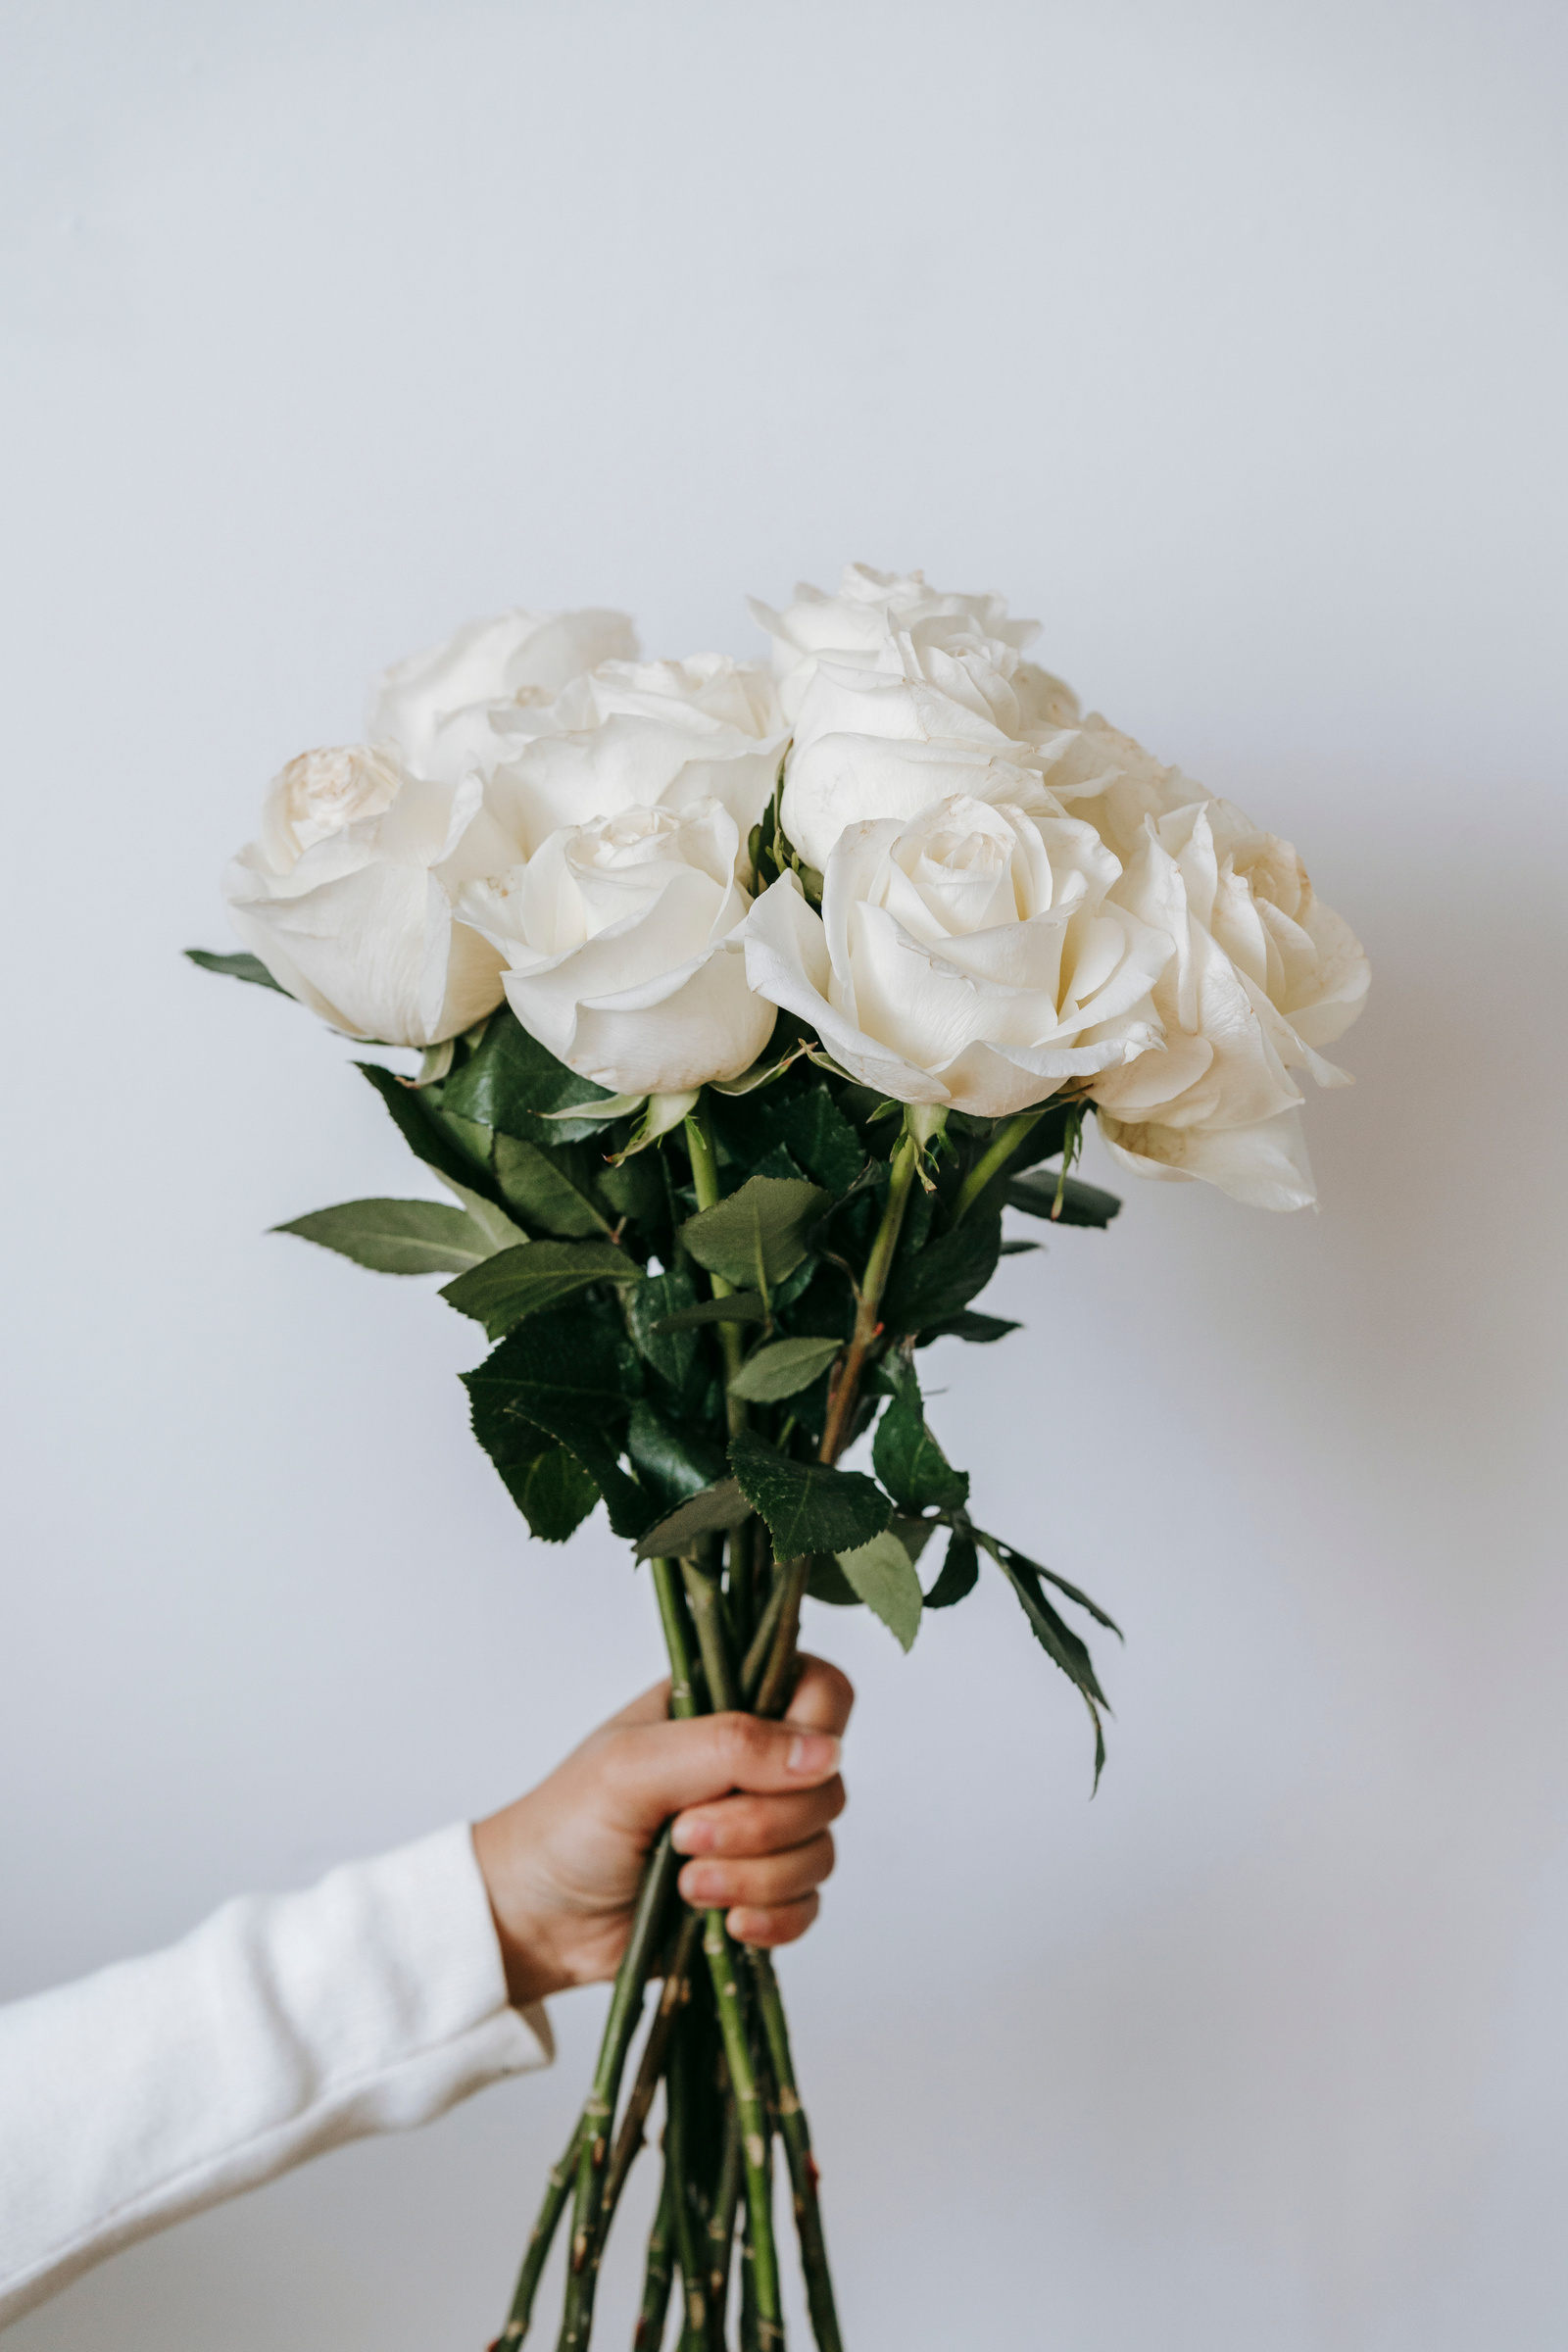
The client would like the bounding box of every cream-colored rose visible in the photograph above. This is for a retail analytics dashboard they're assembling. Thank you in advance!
[222,747,508,1047]
[367,607,639,784]
[470,654,786,870]
[458,800,774,1098]
[750,564,1044,722]
[1090,799,1370,1208]
[741,793,1168,1118]
[755,567,1079,874]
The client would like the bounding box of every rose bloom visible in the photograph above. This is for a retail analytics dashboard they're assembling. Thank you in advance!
[471,654,786,865]
[222,746,509,1047]
[754,565,1078,874]
[368,607,640,785]
[741,792,1168,1117]
[459,800,774,1099]
[1090,799,1370,1208]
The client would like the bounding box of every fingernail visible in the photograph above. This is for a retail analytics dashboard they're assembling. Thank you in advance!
[671,1814,712,1854]
[786,1732,839,1777]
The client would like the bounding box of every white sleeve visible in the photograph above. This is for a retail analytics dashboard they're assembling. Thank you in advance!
[0,1823,553,2328]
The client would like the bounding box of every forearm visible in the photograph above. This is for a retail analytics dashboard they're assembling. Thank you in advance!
[0,1824,551,2329]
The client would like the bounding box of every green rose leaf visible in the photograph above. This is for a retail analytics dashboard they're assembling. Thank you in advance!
[184,947,290,995]
[728,1430,890,1559]
[835,1531,923,1652]
[918,1310,1022,1347]
[626,1400,728,1511]
[626,1266,704,1395]
[493,1133,611,1238]
[1004,1170,1122,1228]
[441,1240,642,1342]
[882,1210,1003,1337]
[872,1392,970,1514]
[357,1060,497,1196]
[969,1525,1118,1788]
[462,1308,650,1540]
[922,1529,980,1610]
[633,1477,754,1562]
[494,1429,602,1544]
[807,1552,862,1606]
[440,1008,614,1145]
[728,1335,843,1404]
[272,1198,500,1277]
[680,1175,829,1294]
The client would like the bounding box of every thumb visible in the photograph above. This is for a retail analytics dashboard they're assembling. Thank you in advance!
[602,1711,841,1834]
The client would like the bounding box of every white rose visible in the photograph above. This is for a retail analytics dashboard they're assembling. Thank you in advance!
[1090,799,1370,1208]
[760,571,1077,875]
[367,607,639,784]
[222,746,507,1047]
[750,564,1042,721]
[458,800,774,1098]
[740,793,1169,1118]
[475,654,786,867]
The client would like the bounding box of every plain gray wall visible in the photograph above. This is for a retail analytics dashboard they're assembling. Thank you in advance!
[2,2,1565,2345]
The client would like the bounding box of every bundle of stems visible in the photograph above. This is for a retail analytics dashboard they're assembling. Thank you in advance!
[491,1109,928,2352]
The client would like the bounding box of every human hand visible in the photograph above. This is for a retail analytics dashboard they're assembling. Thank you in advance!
[471,1656,854,2010]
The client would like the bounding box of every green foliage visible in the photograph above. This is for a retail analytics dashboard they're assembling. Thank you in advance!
[806,1552,861,1606]
[185,947,289,994]
[922,1530,979,1609]
[728,1430,890,1558]
[728,1336,843,1404]
[834,1531,923,1651]
[882,1210,1003,1336]
[633,1478,753,1561]
[626,1401,727,1511]
[493,1134,611,1237]
[441,1240,642,1341]
[625,1266,704,1397]
[920,1310,1021,1347]
[494,1429,602,1544]
[871,1373,970,1513]
[713,1080,863,1196]
[680,1175,829,1294]
[358,1060,497,1197]
[1004,1169,1122,1228]
[966,1524,1120,1788]
[440,1007,615,1146]
[463,1306,651,1541]
[273,1198,497,1277]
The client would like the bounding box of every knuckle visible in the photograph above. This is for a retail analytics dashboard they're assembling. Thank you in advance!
[714,1711,775,1778]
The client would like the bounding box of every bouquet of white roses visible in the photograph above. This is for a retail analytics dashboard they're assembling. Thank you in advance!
[193,565,1368,2352]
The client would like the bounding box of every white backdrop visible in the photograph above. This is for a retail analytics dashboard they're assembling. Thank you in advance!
[3,3,1565,2346]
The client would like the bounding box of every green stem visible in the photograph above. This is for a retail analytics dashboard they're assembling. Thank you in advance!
[950,1102,1054,1224]
[556,1830,681,2351]
[705,2109,744,2349]
[653,1558,702,1717]
[682,1555,739,1713]
[633,2167,677,2352]
[747,1951,841,2352]
[740,1563,788,1698]
[495,2118,581,2346]
[666,2016,710,2349]
[684,1101,749,1439]
[595,1913,703,2255]
[818,1119,921,1465]
[701,1916,783,2347]
[652,1531,783,2349]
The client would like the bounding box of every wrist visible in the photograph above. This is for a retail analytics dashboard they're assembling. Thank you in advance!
[471,1810,577,2010]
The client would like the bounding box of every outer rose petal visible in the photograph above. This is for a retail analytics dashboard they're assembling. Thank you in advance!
[1099,1106,1317,1211]
[504,938,772,1097]
[225,858,504,1047]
